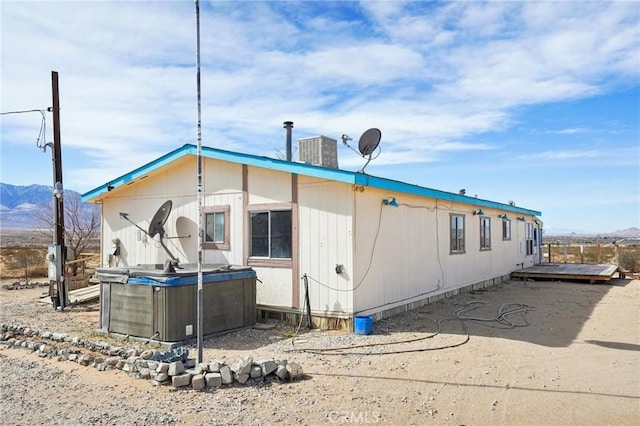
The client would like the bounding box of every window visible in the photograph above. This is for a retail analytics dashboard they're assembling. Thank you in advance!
[202,206,230,250]
[525,223,534,255]
[502,219,511,240]
[480,217,491,250]
[249,210,292,259]
[450,214,465,254]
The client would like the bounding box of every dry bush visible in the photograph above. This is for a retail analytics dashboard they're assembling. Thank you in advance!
[546,244,618,264]
[30,265,49,278]
[618,250,639,273]
[1,247,47,282]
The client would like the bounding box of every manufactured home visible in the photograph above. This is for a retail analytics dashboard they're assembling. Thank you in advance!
[82,137,542,329]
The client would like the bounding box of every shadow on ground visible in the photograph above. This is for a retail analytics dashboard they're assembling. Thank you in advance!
[367,278,634,349]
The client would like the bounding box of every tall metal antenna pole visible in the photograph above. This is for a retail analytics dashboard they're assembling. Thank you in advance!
[51,71,66,309]
[195,0,204,364]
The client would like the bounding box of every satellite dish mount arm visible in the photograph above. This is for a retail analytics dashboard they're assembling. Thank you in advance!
[119,200,180,265]
[157,233,179,264]
[358,154,374,174]
[119,212,149,236]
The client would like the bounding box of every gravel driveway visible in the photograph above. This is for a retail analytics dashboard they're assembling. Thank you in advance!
[1,278,639,425]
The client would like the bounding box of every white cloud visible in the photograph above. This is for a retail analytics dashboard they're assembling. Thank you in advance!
[516,146,639,164]
[553,128,589,135]
[1,0,638,212]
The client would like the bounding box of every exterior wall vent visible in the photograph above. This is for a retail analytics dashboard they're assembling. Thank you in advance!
[297,135,339,169]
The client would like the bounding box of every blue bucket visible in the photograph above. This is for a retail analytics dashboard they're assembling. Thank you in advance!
[354,315,373,335]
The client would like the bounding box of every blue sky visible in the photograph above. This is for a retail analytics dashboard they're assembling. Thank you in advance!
[1,0,638,234]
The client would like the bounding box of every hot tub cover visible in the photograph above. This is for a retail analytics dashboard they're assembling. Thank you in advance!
[95,264,256,287]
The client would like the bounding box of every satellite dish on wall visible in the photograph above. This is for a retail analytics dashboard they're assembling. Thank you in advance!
[120,200,179,265]
[358,128,381,156]
[148,200,172,238]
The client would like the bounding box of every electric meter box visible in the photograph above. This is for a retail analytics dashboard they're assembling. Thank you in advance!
[47,245,62,281]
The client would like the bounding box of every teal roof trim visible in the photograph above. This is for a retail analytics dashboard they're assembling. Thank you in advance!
[82,143,541,217]
[356,174,541,216]
[196,145,359,184]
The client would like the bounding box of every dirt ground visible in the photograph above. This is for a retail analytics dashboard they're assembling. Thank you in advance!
[1,277,639,425]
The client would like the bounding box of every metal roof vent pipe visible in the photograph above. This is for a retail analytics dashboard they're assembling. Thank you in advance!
[283,121,294,161]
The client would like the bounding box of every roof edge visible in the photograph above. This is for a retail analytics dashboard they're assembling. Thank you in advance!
[82,144,542,217]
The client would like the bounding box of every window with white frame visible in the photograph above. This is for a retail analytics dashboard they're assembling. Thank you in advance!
[480,217,491,250]
[249,210,292,259]
[502,219,511,240]
[450,214,465,254]
[203,205,230,250]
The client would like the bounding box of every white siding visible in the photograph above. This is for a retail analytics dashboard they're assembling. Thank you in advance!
[202,192,244,265]
[353,189,532,315]
[202,160,244,265]
[254,266,292,307]
[298,176,353,315]
[100,157,245,267]
[248,167,291,204]
[352,190,439,314]
[97,152,538,320]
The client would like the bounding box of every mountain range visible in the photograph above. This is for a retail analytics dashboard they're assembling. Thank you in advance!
[0,182,96,229]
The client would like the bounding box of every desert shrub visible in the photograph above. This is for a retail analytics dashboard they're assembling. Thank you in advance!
[618,250,639,273]
[30,265,49,278]
[3,247,46,283]
[583,252,598,263]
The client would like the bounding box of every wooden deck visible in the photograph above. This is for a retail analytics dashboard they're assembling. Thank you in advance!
[511,263,620,284]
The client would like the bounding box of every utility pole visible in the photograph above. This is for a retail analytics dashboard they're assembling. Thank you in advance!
[49,70,67,309]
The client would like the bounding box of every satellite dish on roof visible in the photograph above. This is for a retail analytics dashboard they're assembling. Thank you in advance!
[341,128,383,174]
[358,128,381,156]
[358,128,382,173]
[148,200,172,238]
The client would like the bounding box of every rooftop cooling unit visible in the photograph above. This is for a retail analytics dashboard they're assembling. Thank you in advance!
[297,135,338,169]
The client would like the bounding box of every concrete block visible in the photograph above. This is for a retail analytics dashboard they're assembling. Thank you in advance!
[249,365,262,379]
[208,361,221,373]
[286,362,303,380]
[172,373,191,388]
[275,365,288,380]
[191,374,205,391]
[139,368,152,380]
[235,356,253,375]
[106,357,120,366]
[155,372,169,382]
[236,373,249,384]
[205,372,222,388]
[168,361,185,376]
[156,362,169,374]
[260,360,277,376]
[220,365,233,385]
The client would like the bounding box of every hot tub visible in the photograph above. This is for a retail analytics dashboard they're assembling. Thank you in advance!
[96,264,256,342]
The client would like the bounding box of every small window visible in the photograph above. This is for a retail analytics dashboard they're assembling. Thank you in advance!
[480,217,491,250]
[450,214,465,254]
[249,210,292,259]
[502,219,511,240]
[202,206,230,250]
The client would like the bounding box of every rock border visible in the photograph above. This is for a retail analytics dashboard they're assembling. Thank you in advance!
[0,323,303,390]
[2,281,50,290]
